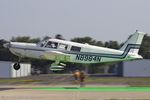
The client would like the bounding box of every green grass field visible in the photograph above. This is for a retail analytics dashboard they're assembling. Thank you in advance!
[32,87,150,92]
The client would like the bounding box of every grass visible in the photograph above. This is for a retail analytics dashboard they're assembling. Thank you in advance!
[33,87,150,92]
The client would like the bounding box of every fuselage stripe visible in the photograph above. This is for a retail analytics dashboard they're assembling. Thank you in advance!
[63,44,140,59]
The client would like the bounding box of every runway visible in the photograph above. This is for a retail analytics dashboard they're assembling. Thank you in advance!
[1,85,150,100]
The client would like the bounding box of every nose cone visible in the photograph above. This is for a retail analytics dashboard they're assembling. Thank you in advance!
[3,43,10,48]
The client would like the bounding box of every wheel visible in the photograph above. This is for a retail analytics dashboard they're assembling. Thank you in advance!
[13,63,20,70]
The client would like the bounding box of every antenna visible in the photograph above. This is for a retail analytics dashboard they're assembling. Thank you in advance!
[136,30,139,32]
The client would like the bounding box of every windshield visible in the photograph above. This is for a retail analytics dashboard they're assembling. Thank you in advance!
[37,40,47,47]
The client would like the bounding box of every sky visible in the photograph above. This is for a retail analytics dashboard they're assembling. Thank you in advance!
[0,0,150,43]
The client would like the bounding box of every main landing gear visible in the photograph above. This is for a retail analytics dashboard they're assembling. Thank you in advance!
[50,61,66,71]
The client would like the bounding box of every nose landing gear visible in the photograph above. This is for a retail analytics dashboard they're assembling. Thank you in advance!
[13,63,21,70]
[13,58,21,70]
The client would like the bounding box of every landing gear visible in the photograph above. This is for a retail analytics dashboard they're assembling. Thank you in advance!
[13,58,21,70]
[50,61,66,72]
[13,63,20,70]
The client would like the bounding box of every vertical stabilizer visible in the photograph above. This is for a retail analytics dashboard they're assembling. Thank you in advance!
[120,30,145,54]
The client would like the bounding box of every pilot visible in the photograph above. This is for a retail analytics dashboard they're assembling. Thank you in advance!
[51,42,58,48]
[46,42,52,48]
[46,42,57,48]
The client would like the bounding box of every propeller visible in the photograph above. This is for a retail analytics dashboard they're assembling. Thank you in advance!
[0,39,8,43]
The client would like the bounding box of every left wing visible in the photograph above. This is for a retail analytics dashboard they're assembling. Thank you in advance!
[41,50,70,62]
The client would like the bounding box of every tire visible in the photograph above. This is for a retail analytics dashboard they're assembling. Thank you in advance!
[13,63,20,70]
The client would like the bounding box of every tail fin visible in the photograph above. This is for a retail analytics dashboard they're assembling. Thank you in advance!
[120,30,145,54]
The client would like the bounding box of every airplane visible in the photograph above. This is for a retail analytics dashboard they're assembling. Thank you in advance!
[3,30,145,71]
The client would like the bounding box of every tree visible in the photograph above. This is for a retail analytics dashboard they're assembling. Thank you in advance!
[11,36,40,43]
[95,41,104,47]
[104,41,120,49]
[71,36,104,47]
[139,34,150,59]
[42,36,51,41]
[71,37,96,45]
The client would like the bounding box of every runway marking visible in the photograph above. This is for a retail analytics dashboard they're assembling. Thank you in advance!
[32,87,150,92]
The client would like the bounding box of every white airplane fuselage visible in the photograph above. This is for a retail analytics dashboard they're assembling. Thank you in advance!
[3,31,145,70]
[3,31,145,71]
[7,38,142,64]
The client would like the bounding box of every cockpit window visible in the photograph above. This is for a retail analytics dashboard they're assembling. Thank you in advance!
[45,41,58,49]
[37,40,47,47]
[40,41,47,47]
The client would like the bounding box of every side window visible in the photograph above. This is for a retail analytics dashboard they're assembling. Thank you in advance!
[58,43,68,50]
[45,41,58,49]
[71,46,81,52]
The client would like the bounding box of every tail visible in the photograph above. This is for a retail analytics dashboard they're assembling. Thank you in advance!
[120,30,145,54]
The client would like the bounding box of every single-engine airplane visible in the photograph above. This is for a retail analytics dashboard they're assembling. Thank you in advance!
[3,30,145,71]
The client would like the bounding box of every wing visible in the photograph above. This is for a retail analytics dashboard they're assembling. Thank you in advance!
[41,50,70,62]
